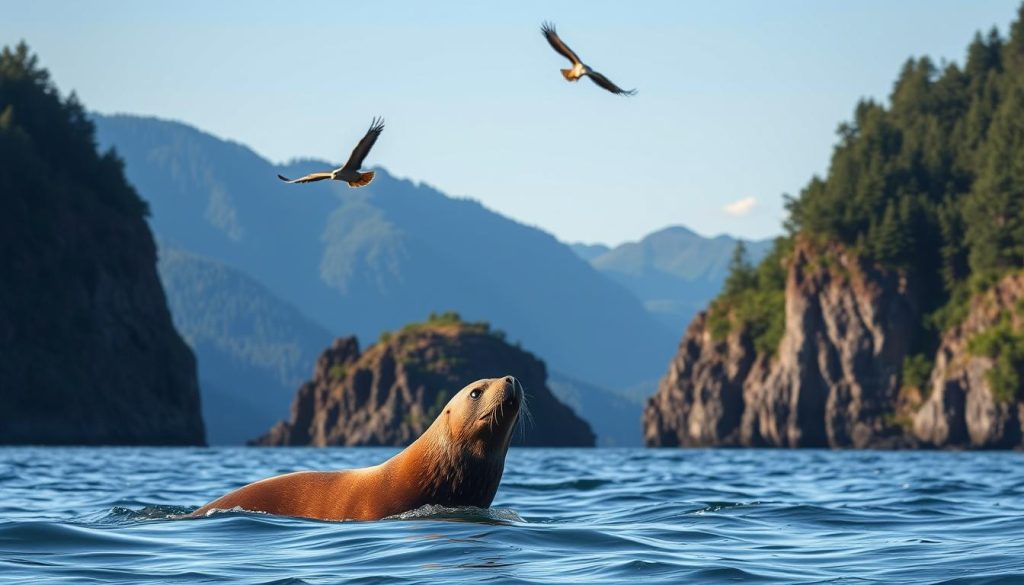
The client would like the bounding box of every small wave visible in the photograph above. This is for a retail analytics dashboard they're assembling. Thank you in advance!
[0,521,149,551]
[505,478,612,491]
[386,504,525,524]
[189,505,272,519]
[104,504,196,523]
[691,500,761,515]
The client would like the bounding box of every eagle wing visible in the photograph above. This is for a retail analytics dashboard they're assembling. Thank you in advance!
[341,117,385,171]
[541,22,582,66]
[277,172,333,184]
[585,70,636,96]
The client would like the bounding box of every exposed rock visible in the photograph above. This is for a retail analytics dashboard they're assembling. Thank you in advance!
[645,241,917,448]
[253,316,595,447]
[643,312,755,447]
[913,274,1024,448]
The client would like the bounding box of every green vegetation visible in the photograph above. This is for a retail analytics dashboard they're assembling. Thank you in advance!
[399,311,506,339]
[967,312,1024,402]
[901,353,934,395]
[0,43,203,444]
[328,364,348,381]
[0,42,149,219]
[713,6,1024,362]
[708,240,789,355]
[883,412,915,431]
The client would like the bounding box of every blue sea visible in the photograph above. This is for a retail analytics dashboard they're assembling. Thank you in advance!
[1,448,1024,583]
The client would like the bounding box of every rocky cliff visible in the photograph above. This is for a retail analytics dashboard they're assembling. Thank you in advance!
[647,7,1024,450]
[645,240,1024,450]
[912,273,1024,448]
[645,241,918,448]
[254,314,595,447]
[0,44,204,445]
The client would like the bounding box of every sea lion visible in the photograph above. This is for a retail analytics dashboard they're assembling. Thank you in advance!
[190,376,523,521]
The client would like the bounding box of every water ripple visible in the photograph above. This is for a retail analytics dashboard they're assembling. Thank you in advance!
[1,447,1023,583]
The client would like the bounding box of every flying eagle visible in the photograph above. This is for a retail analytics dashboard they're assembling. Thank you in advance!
[277,117,384,187]
[541,22,636,96]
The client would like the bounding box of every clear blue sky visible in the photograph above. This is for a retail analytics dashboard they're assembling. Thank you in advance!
[3,0,1021,245]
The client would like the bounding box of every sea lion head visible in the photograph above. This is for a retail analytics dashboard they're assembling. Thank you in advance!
[439,376,523,459]
[414,376,524,507]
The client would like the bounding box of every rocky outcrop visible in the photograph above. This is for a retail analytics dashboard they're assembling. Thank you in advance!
[0,44,204,445]
[643,312,756,447]
[913,274,1024,448]
[253,316,595,447]
[645,241,917,448]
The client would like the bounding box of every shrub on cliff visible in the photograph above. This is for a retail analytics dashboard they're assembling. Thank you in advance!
[967,307,1024,402]
[708,240,789,355]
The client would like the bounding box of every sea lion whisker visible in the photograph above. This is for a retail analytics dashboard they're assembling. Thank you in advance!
[512,389,531,442]
[520,390,535,430]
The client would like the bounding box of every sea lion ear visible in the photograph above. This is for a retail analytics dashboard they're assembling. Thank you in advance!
[444,408,454,436]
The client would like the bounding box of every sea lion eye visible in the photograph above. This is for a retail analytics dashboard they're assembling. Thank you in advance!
[469,388,481,400]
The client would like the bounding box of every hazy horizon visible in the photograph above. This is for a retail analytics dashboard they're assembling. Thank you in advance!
[3,0,1020,246]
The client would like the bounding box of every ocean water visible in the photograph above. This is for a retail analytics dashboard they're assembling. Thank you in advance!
[1,448,1023,584]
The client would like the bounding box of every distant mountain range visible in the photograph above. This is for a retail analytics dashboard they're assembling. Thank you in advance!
[547,372,644,447]
[93,114,698,444]
[572,227,772,331]
[157,247,332,444]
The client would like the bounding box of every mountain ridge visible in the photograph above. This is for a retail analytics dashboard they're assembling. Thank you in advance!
[573,225,773,331]
[93,112,677,392]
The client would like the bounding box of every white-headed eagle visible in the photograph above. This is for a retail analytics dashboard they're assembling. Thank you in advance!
[541,22,636,96]
[277,117,384,187]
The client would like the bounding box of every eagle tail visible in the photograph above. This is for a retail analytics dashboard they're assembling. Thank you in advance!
[347,171,375,188]
[560,68,577,81]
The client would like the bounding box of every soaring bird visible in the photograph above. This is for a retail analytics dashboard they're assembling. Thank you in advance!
[277,117,384,187]
[540,22,636,96]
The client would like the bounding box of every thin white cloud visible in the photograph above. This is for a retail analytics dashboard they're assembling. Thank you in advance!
[723,196,757,217]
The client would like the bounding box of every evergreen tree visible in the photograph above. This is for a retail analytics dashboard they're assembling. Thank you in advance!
[723,241,756,297]
[711,4,1024,358]
[964,76,1024,276]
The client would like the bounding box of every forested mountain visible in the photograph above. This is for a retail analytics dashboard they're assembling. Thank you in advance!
[575,227,771,330]
[0,44,203,445]
[646,6,1024,449]
[158,247,332,444]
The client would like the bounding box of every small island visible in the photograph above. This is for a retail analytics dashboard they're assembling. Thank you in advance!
[253,312,595,447]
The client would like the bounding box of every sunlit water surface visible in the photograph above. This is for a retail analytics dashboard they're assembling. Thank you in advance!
[1,447,1023,583]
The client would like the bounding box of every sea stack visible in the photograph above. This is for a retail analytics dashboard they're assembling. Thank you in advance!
[253,312,595,447]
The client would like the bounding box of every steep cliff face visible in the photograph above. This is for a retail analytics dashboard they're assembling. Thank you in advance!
[643,312,755,447]
[254,316,595,447]
[913,274,1024,448]
[0,44,204,445]
[645,241,916,448]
